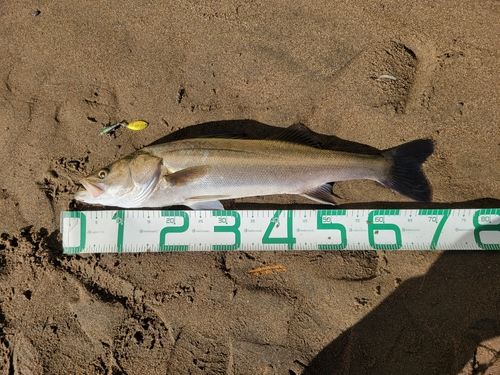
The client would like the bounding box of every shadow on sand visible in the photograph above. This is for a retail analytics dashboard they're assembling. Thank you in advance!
[147,119,382,154]
[304,250,500,375]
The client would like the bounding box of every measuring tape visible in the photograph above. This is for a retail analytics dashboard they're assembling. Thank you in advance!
[60,208,500,254]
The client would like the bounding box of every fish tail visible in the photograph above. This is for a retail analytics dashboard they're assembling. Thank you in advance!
[380,139,434,202]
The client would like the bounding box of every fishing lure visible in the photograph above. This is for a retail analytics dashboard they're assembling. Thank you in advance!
[99,120,149,136]
[99,121,127,136]
[126,120,149,131]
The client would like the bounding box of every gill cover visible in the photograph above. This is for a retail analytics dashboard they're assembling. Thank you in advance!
[118,152,163,207]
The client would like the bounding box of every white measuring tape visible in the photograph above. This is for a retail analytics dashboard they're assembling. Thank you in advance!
[60,209,500,254]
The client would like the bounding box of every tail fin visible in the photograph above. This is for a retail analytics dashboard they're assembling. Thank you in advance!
[381,139,434,202]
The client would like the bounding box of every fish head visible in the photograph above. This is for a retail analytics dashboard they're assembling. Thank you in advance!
[74,152,163,208]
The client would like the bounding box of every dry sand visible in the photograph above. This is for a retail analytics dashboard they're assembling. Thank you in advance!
[1,1,499,374]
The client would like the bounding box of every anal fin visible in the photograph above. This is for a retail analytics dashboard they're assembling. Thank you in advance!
[301,183,338,205]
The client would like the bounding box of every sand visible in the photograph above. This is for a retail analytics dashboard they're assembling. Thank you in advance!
[1,1,499,374]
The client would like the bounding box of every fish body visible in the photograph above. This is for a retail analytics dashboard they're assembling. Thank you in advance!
[75,124,433,209]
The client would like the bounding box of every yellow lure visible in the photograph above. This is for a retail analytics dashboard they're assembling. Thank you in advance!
[126,120,149,131]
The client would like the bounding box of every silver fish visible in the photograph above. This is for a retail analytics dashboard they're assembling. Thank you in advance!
[74,124,434,209]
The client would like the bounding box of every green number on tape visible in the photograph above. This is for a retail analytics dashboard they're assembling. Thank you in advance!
[212,211,241,250]
[262,210,296,249]
[112,211,125,252]
[418,209,450,250]
[63,211,86,254]
[317,210,347,250]
[159,211,189,251]
[473,209,500,250]
[368,210,402,250]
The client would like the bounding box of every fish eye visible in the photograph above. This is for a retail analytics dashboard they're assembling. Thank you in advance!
[98,169,109,179]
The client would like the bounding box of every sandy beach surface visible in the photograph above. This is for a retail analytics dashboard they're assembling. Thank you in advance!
[1,1,499,374]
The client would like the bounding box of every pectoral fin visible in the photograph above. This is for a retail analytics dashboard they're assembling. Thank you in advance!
[164,166,211,187]
[301,183,339,205]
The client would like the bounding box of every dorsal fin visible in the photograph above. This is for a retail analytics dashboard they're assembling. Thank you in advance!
[267,123,323,148]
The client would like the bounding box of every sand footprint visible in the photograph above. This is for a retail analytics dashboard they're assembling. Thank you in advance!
[364,35,436,113]
[313,33,437,128]
[365,40,419,113]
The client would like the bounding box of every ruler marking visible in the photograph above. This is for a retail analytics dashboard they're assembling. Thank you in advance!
[60,209,500,253]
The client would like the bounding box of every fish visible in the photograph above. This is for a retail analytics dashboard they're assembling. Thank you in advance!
[74,124,434,209]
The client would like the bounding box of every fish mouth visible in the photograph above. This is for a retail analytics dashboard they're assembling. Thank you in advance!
[75,180,105,201]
